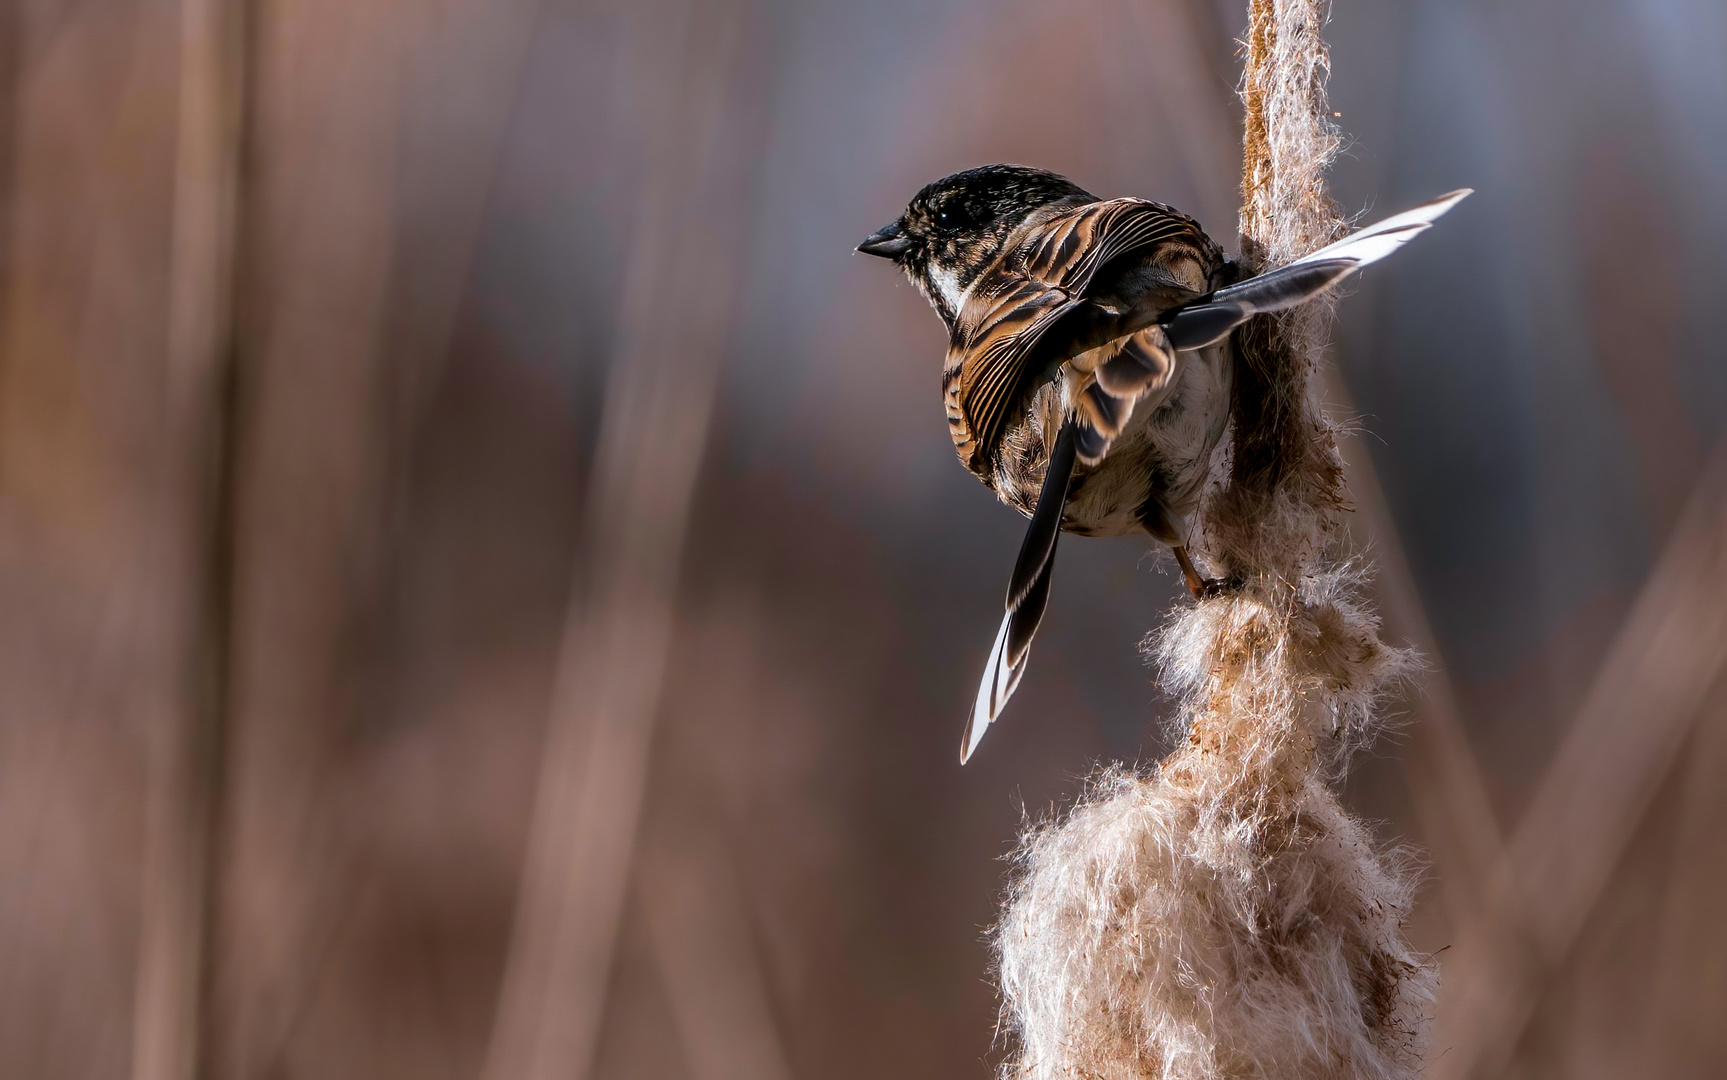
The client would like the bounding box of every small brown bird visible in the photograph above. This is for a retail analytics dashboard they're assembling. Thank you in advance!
[858,164,1467,762]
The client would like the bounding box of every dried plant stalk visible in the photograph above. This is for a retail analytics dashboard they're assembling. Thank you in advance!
[132,2,250,1078]
[992,2,1435,1077]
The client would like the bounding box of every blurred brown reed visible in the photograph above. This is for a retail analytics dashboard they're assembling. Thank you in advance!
[479,2,771,1078]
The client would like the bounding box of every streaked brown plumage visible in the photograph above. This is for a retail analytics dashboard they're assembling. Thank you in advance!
[941,196,1231,546]
[858,164,1468,762]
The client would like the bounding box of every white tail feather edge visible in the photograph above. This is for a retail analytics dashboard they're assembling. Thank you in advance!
[1288,188,1472,270]
[963,608,1021,764]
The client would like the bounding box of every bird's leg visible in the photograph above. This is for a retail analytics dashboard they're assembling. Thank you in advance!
[1172,545,1231,599]
[1173,545,1206,597]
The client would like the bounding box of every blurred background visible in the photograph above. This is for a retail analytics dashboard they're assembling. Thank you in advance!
[3,0,1726,1078]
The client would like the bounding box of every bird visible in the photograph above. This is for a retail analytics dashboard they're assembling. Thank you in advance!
[857,164,1468,763]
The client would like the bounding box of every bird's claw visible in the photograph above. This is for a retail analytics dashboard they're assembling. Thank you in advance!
[1172,546,1240,599]
[1196,576,1237,600]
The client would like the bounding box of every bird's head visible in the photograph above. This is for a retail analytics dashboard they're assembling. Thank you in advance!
[857,164,1095,326]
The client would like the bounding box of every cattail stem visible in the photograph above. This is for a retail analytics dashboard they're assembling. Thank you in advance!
[992,3,1435,1078]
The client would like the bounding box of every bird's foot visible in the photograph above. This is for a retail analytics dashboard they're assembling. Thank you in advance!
[1172,546,1239,600]
[1195,576,1237,600]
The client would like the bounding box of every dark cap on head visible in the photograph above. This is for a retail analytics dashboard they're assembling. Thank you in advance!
[858,164,1095,260]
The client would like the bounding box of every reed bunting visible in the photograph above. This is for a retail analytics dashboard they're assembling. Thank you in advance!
[858,164,1467,762]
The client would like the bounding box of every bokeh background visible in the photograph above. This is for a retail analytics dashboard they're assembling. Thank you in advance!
[3,0,1726,1078]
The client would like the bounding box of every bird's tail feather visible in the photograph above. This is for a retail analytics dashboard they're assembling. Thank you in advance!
[962,424,1076,763]
[1162,187,1471,351]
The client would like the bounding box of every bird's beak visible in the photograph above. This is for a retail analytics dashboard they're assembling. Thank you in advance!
[857,221,912,258]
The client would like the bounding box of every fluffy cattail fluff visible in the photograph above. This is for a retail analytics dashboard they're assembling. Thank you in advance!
[995,569,1429,1080]
[991,2,1438,1077]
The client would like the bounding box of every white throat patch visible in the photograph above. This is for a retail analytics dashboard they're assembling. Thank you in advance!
[928,264,966,312]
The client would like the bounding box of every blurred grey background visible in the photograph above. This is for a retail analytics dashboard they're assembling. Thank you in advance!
[2,0,1725,1078]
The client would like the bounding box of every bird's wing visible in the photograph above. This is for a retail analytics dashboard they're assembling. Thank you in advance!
[946,199,1213,474]
[1020,197,1212,294]
[1162,188,1472,350]
[1066,327,1179,464]
[962,422,1078,763]
[943,279,1082,476]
